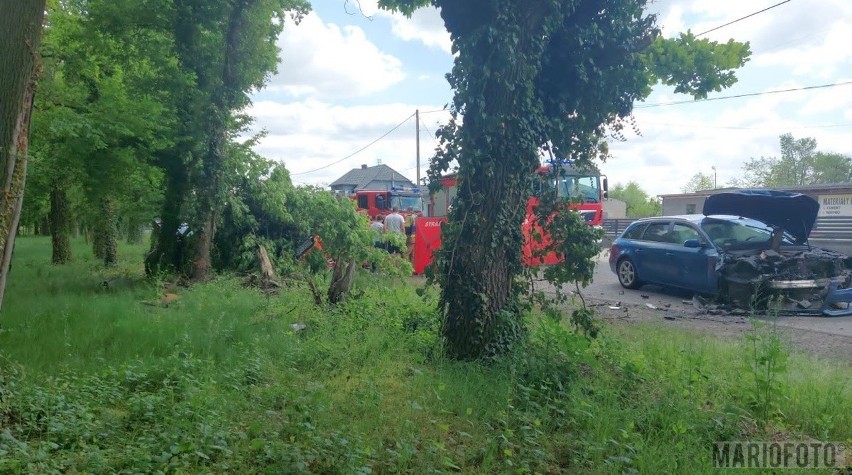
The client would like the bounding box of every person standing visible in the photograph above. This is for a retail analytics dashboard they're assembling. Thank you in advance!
[370,215,385,250]
[384,206,405,254]
[404,207,416,261]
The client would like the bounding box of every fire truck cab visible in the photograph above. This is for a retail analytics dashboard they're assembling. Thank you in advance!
[352,187,425,218]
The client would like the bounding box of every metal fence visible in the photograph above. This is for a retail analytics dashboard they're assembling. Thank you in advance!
[601,218,637,237]
[810,216,852,255]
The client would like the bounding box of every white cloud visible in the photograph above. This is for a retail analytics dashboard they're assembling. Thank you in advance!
[248,99,450,186]
[753,20,852,78]
[267,12,406,99]
[385,7,452,54]
[351,0,452,54]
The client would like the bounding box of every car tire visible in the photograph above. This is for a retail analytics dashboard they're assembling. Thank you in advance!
[617,258,641,289]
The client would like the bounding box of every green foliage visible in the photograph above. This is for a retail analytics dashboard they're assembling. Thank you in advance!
[743,310,788,429]
[643,32,751,99]
[609,181,661,217]
[732,133,852,188]
[212,156,390,304]
[28,0,177,259]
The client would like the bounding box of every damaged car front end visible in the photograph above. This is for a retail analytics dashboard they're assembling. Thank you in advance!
[704,190,852,316]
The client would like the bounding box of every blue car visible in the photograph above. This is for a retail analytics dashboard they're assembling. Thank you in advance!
[608,190,852,316]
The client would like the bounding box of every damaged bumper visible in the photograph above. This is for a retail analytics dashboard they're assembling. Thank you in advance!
[821,279,852,317]
[719,248,852,316]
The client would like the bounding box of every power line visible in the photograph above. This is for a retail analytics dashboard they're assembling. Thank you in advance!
[419,121,441,148]
[695,0,792,37]
[419,107,451,115]
[290,113,415,176]
[634,80,852,109]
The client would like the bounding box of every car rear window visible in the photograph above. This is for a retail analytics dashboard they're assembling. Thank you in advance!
[641,222,670,242]
[622,222,647,240]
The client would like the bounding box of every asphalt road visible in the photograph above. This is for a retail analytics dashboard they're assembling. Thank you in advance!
[577,251,852,340]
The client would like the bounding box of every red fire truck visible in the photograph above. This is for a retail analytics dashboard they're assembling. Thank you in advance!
[413,162,607,273]
[351,187,425,219]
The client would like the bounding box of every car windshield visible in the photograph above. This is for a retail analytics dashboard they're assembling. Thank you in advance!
[391,195,423,212]
[700,217,796,249]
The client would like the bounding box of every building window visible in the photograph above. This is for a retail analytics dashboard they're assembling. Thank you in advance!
[686,204,696,214]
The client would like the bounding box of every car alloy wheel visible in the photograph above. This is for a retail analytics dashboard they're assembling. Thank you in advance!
[617,258,640,289]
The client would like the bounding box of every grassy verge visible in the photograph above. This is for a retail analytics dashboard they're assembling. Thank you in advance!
[1,237,849,473]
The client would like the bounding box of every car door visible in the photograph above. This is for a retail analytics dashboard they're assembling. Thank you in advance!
[635,220,672,285]
[666,222,719,293]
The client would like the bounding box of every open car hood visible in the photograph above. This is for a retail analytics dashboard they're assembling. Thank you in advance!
[703,190,819,243]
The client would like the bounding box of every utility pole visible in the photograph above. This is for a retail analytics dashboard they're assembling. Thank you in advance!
[415,109,421,186]
[711,166,717,189]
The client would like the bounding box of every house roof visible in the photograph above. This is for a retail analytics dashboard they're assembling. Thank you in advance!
[329,164,415,190]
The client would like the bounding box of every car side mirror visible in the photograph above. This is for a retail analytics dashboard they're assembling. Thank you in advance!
[683,239,701,248]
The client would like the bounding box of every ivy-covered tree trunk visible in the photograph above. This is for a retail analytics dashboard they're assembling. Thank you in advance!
[436,2,555,359]
[189,2,247,282]
[146,151,190,276]
[49,180,72,264]
[0,0,47,311]
[92,224,105,259]
[93,196,118,266]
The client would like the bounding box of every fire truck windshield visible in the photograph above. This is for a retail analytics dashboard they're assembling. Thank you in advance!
[391,195,424,212]
[536,174,601,203]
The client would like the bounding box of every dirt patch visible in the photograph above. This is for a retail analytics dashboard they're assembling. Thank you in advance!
[588,296,852,362]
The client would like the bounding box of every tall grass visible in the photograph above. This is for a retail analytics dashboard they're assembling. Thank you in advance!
[0,237,849,473]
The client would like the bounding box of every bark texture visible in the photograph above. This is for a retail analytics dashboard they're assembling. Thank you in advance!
[49,181,72,264]
[190,1,248,281]
[0,0,47,310]
[327,258,356,304]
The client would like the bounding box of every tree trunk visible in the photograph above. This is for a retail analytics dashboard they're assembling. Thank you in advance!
[190,2,248,282]
[0,0,47,311]
[327,258,356,304]
[190,210,215,280]
[145,152,188,276]
[436,2,553,359]
[49,180,72,264]
[93,196,117,266]
[101,196,118,266]
[92,223,106,259]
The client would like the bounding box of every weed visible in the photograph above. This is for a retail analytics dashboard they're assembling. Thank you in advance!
[743,312,788,429]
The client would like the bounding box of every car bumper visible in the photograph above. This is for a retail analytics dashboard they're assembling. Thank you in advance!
[821,279,852,317]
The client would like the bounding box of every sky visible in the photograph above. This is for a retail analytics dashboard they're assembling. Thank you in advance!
[248,0,852,198]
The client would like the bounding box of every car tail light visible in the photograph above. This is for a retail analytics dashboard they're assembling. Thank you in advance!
[609,244,620,258]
